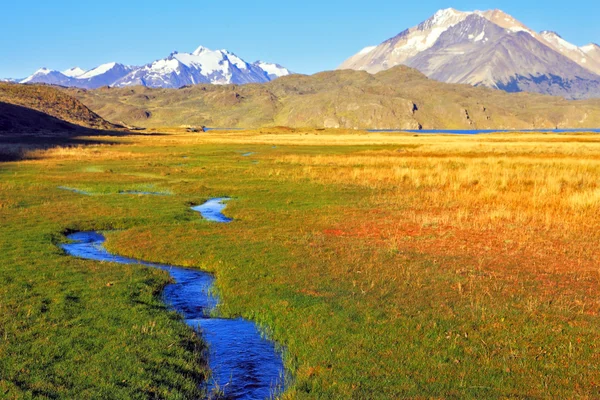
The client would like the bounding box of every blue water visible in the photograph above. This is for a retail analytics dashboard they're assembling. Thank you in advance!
[58,186,91,195]
[192,198,233,223]
[61,230,285,399]
[368,128,600,134]
[242,152,255,157]
[204,128,244,131]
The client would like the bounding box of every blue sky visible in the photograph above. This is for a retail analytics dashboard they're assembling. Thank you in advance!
[1,0,598,78]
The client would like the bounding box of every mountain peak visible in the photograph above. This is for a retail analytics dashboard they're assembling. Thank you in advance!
[20,68,70,84]
[63,67,86,78]
[582,43,600,52]
[192,45,210,56]
[433,8,461,17]
[425,8,469,28]
[541,30,561,38]
[20,68,55,83]
[78,62,120,79]
[339,7,600,99]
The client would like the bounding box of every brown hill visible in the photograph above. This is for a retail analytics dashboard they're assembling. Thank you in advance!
[65,66,600,130]
[0,82,122,134]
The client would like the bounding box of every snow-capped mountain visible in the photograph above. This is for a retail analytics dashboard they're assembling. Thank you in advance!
[112,46,289,88]
[76,63,135,88]
[62,67,86,78]
[539,31,600,75]
[339,8,600,99]
[21,68,75,86]
[253,61,292,80]
[20,63,134,89]
[19,46,291,90]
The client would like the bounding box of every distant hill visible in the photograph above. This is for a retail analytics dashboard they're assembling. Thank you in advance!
[65,66,600,130]
[339,8,600,100]
[0,82,121,134]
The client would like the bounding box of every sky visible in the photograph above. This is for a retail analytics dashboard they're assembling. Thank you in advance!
[1,0,599,78]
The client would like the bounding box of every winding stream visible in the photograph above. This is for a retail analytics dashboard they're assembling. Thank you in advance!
[61,199,285,399]
[191,198,233,223]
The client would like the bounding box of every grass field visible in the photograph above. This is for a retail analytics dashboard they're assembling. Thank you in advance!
[1,129,600,399]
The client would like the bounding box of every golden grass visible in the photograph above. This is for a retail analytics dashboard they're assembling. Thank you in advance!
[25,144,145,161]
[4,128,600,398]
[276,137,600,220]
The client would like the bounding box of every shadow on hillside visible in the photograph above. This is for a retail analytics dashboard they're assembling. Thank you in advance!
[0,102,158,162]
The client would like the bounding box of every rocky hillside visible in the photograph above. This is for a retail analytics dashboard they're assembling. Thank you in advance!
[339,8,600,100]
[65,66,600,130]
[0,82,121,134]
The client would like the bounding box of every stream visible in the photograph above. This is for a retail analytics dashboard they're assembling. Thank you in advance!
[60,199,284,399]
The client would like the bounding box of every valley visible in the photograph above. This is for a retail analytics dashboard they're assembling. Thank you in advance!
[2,129,600,398]
[2,3,600,399]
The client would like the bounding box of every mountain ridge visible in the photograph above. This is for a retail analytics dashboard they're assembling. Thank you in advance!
[64,65,600,131]
[19,46,292,90]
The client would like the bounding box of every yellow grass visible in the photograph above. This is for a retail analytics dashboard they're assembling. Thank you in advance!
[4,128,600,398]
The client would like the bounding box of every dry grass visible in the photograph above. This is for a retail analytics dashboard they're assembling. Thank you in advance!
[25,144,145,161]
[270,133,600,306]
[4,129,600,398]
[275,134,600,227]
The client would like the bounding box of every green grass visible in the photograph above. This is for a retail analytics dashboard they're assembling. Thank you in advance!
[1,136,599,399]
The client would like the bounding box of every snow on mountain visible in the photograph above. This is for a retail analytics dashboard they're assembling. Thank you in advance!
[582,43,600,54]
[19,46,290,89]
[339,8,480,73]
[75,63,134,88]
[253,61,292,80]
[113,46,289,88]
[540,31,579,52]
[358,46,377,55]
[62,67,86,78]
[20,68,74,86]
[19,63,133,89]
[79,62,118,79]
[539,32,600,75]
[339,8,600,99]
[21,68,52,83]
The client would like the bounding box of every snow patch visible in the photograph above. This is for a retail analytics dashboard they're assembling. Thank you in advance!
[581,44,599,53]
[63,67,86,78]
[148,58,182,74]
[394,8,471,55]
[255,61,291,78]
[20,68,53,83]
[358,46,377,55]
[78,62,118,79]
[174,50,225,75]
[474,30,486,42]
[541,31,579,52]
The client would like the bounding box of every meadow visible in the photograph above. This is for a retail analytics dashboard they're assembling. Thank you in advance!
[1,129,599,399]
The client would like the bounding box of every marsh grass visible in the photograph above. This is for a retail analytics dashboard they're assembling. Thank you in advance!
[1,130,600,398]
